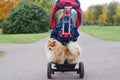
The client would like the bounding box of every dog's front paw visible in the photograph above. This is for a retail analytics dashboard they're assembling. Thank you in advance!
[68,59,76,64]
[57,60,64,64]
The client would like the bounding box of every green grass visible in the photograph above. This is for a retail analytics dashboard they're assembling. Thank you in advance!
[80,26,120,41]
[0,51,5,57]
[1,26,120,43]
[0,29,50,44]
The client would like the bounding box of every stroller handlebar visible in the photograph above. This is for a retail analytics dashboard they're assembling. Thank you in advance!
[56,0,80,9]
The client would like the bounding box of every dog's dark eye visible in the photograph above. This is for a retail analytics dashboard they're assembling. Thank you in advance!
[51,46,54,47]
[49,46,53,47]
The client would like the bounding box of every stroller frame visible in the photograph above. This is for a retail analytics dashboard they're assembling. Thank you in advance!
[47,62,84,79]
[47,0,84,79]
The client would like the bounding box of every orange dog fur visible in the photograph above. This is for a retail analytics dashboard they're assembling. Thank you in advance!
[45,39,80,64]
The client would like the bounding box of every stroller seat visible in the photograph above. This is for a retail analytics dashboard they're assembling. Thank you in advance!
[50,0,81,45]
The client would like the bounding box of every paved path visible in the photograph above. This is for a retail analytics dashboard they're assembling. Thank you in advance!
[0,32,120,80]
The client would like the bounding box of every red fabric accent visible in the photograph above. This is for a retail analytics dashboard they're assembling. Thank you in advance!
[50,0,82,29]
[76,8,82,29]
[60,32,72,38]
[50,5,58,29]
[58,9,71,19]
[57,0,78,7]
[64,8,71,16]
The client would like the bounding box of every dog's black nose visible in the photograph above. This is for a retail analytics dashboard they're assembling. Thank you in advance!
[49,47,52,50]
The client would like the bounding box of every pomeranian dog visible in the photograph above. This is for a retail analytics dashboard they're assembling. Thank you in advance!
[45,39,80,64]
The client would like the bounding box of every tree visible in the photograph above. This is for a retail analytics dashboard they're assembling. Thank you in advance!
[83,1,120,26]
[83,6,95,25]
[113,5,120,25]
[83,11,89,25]
[93,5,103,24]
[2,0,50,34]
[107,2,119,25]
[0,0,19,20]
[28,0,54,13]
[88,6,95,24]
[98,4,108,25]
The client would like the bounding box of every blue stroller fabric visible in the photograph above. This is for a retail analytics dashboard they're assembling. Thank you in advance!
[50,16,79,45]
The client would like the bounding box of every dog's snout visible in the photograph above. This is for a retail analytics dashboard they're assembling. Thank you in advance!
[49,47,52,50]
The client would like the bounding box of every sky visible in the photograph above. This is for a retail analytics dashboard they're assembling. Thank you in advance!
[80,0,120,11]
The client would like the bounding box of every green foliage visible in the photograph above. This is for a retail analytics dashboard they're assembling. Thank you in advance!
[80,26,120,41]
[107,2,119,25]
[0,29,50,43]
[83,1,120,26]
[28,0,54,13]
[0,20,3,28]
[2,0,50,34]
[93,5,103,20]
[83,11,89,25]
[113,5,120,25]
[83,6,95,25]
[98,4,108,26]
[0,51,5,57]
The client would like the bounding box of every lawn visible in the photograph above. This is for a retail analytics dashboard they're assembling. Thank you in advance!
[80,26,120,41]
[0,26,120,44]
[0,29,50,44]
[0,51,5,57]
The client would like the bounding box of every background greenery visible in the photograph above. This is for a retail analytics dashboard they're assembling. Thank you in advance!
[28,0,53,13]
[83,1,120,26]
[0,29,50,43]
[0,51,5,57]
[80,26,120,41]
[2,0,50,34]
[0,0,120,44]
[0,26,120,44]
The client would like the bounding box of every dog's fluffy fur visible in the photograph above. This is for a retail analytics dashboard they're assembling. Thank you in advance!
[45,39,80,64]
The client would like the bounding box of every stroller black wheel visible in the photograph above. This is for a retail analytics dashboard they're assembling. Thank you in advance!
[47,62,52,79]
[79,62,84,78]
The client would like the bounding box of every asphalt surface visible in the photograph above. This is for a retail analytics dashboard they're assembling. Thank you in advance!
[0,31,120,80]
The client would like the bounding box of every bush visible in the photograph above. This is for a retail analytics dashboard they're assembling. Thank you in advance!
[0,20,3,28]
[2,0,50,34]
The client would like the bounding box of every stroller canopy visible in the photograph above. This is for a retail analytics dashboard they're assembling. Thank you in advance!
[50,0,82,29]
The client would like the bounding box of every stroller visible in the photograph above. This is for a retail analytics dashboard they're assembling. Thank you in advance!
[48,0,84,79]
[50,0,82,45]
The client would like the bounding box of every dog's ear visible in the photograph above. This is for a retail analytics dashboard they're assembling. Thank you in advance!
[53,40,56,44]
[48,40,51,43]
